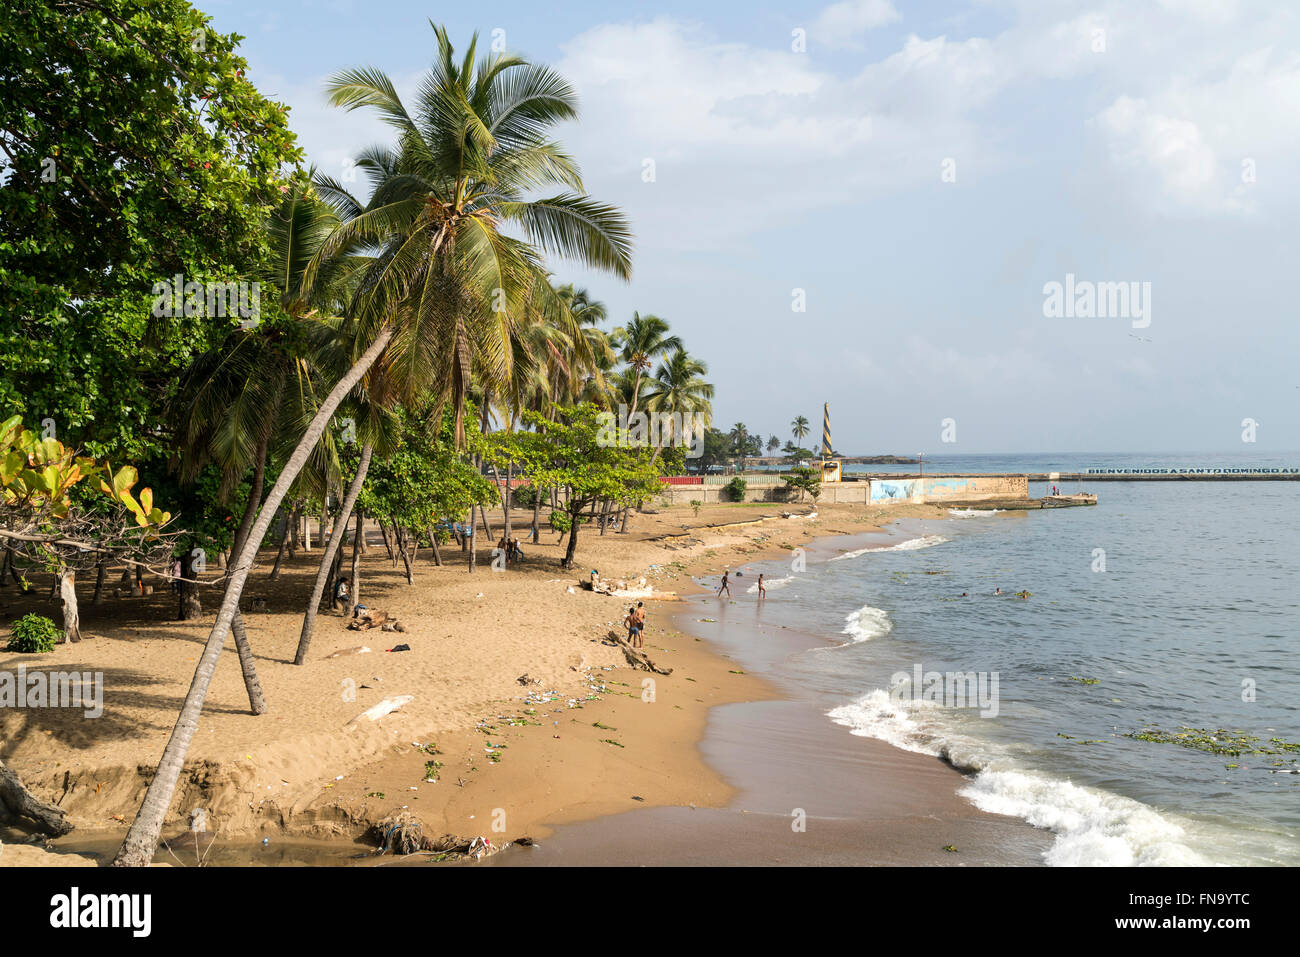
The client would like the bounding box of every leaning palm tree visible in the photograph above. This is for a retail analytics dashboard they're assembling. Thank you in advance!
[610,312,680,418]
[791,415,810,445]
[113,23,632,867]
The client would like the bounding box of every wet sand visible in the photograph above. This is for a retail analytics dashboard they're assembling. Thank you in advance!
[486,531,1051,866]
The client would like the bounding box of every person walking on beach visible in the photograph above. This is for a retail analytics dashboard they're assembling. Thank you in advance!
[756,573,766,599]
[624,606,638,643]
[717,571,731,599]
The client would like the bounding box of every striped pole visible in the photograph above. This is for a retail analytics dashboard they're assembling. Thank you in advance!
[821,402,832,457]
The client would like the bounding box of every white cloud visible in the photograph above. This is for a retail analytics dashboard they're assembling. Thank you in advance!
[809,0,902,50]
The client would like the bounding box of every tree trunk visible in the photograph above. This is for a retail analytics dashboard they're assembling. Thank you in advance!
[378,521,395,562]
[226,440,270,714]
[229,612,267,715]
[490,464,512,569]
[348,512,364,617]
[294,443,373,665]
[468,509,477,573]
[562,510,582,568]
[0,759,73,836]
[478,504,493,544]
[428,525,442,567]
[530,489,542,543]
[93,562,106,606]
[269,509,289,579]
[399,528,414,584]
[178,549,202,620]
[288,503,300,557]
[112,323,394,867]
[57,568,81,643]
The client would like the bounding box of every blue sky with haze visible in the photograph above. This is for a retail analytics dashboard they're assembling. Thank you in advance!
[204,0,1299,455]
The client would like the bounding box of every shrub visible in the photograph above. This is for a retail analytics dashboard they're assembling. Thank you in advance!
[513,483,541,508]
[723,477,747,502]
[7,614,60,653]
[689,499,703,516]
[549,510,573,535]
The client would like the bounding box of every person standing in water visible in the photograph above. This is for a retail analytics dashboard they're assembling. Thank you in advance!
[756,573,766,599]
[717,571,731,598]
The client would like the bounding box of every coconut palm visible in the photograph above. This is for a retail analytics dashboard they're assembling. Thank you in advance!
[610,312,680,418]
[113,24,632,867]
[644,347,713,457]
[791,415,810,445]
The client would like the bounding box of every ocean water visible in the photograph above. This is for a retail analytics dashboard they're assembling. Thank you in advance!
[731,452,1300,866]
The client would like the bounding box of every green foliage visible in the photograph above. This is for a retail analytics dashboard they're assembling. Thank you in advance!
[7,613,60,653]
[0,0,301,463]
[723,476,747,502]
[356,406,495,531]
[689,499,702,516]
[512,483,541,509]
[549,510,572,534]
[782,465,821,503]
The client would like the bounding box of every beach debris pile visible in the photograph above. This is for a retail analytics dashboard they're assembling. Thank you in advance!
[347,608,406,632]
[605,630,672,675]
[368,811,533,861]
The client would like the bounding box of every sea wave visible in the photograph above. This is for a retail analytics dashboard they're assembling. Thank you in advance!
[948,508,1003,517]
[829,534,949,561]
[841,605,893,642]
[827,688,1211,866]
[746,575,795,594]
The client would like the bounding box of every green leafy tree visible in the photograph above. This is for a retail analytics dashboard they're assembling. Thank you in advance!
[516,404,661,568]
[0,0,300,463]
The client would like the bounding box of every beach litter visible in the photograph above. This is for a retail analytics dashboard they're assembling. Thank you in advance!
[345,695,414,729]
[325,645,372,658]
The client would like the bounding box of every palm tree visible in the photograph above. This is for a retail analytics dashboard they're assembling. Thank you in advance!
[113,24,632,867]
[767,435,780,454]
[791,415,810,445]
[610,312,680,418]
[644,347,713,458]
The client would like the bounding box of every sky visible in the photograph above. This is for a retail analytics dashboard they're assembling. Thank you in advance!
[202,0,1300,456]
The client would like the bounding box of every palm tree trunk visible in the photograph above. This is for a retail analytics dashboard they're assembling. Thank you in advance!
[530,489,542,542]
[57,568,80,643]
[294,442,373,665]
[227,438,269,714]
[348,511,364,617]
[468,509,477,573]
[93,562,106,606]
[112,324,393,867]
[269,509,289,579]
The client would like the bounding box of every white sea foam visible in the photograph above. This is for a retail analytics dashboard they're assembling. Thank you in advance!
[841,605,893,642]
[829,534,949,561]
[827,688,1212,866]
[948,508,1003,517]
[746,575,795,594]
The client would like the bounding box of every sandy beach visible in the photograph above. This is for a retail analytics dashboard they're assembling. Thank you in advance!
[1,500,1045,865]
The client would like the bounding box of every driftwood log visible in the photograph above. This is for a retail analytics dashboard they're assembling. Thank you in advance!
[0,760,73,836]
[606,631,672,675]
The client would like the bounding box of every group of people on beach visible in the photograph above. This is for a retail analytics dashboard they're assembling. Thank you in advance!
[497,535,525,562]
[716,571,766,599]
